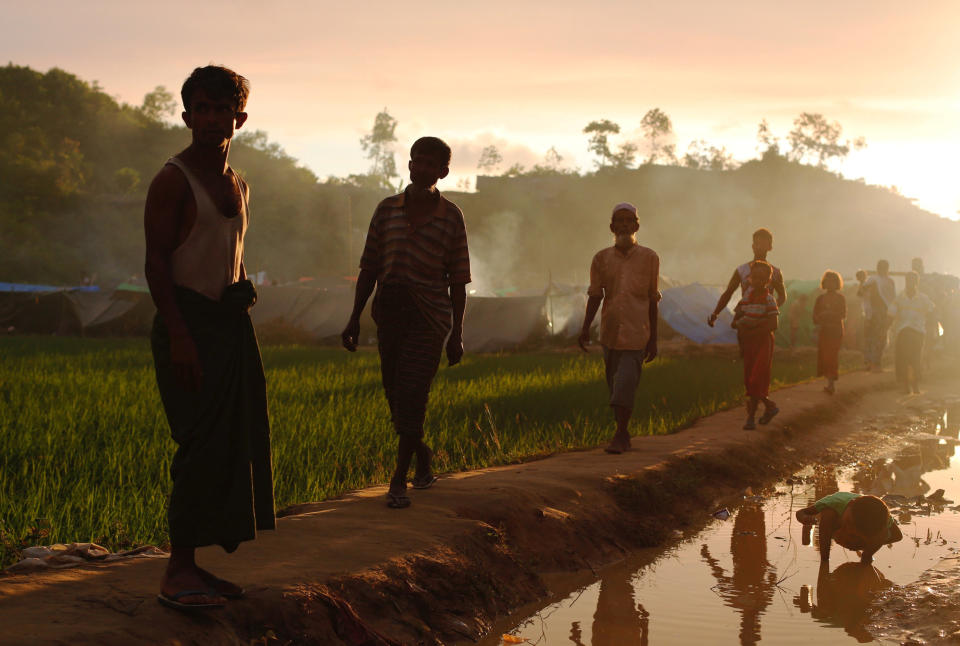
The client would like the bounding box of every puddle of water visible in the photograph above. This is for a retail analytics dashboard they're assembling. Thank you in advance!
[483,405,960,645]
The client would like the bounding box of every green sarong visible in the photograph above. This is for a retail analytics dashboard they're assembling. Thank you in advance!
[151,281,275,551]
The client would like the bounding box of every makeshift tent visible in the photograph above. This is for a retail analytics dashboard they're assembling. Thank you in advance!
[462,296,548,352]
[0,283,98,335]
[658,283,737,344]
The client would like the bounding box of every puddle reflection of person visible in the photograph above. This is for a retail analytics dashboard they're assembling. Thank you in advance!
[701,503,778,645]
[590,565,650,646]
[793,562,891,643]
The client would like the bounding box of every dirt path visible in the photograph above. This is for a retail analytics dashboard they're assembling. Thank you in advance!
[1,369,956,645]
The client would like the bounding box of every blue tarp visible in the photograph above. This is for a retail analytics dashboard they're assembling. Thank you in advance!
[0,282,99,293]
[659,283,737,344]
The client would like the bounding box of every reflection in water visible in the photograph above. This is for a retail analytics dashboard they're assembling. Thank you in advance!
[590,567,649,645]
[490,404,960,646]
[793,562,891,643]
[853,409,957,499]
[701,503,778,645]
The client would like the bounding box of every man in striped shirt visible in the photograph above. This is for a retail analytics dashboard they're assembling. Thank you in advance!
[342,136,470,509]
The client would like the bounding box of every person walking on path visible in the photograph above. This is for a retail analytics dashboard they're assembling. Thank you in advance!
[707,228,786,330]
[731,261,780,430]
[144,65,274,611]
[814,270,846,394]
[341,137,470,509]
[889,271,935,394]
[857,260,896,372]
[579,203,660,454]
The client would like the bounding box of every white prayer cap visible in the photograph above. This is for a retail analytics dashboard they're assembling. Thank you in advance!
[611,202,638,217]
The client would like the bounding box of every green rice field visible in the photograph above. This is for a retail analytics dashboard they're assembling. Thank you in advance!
[0,337,850,567]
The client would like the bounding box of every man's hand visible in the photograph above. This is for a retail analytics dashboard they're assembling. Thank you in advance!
[644,340,658,363]
[341,318,360,352]
[170,330,203,391]
[578,329,591,352]
[707,312,718,328]
[446,332,464,366]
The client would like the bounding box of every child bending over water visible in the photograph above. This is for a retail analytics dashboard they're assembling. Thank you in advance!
[796,492,903,564]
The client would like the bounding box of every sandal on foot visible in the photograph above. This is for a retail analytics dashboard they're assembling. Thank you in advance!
[411,474,438,490]
[758,406,780,425]
[157,589,224,611]
[743,418,757,430]
[200,574,245,600]
[386,491,411,508]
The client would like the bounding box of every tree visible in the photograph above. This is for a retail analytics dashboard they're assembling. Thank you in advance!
[756,119,780,157]
[583,119,620,168]
[543,146,564,170]
[140,86,177,123]
[113,167,140,194]
[610,141,638,168]
[359,109,399,189]
[682,140,738,171]
[502,162,526,177]
[786,113,866,168]
[477,145,503,173]
[640,108,676,165]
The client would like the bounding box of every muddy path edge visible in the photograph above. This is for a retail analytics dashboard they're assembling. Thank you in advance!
[0,369,950,646]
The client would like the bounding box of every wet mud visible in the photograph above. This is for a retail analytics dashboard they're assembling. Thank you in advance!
[483,400,960,645]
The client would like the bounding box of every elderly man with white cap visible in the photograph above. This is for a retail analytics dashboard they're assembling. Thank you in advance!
[579,202,661,453]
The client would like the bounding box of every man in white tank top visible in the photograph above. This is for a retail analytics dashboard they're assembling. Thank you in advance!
[144,65,274,611]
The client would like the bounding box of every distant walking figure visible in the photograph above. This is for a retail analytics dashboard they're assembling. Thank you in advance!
[144,66,274,611]
[342,137,470,509]
[707,228,786,330]
[579,202,660,454]
[890,271,935,394]
[731,261,779,430]
[857,260,895,371]
[814,270,846,394]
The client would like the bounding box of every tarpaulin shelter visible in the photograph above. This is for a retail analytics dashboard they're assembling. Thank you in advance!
[0,282,99,335]
[658,283,737,344]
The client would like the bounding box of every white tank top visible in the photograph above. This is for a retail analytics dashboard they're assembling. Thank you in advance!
[166,157,248,302]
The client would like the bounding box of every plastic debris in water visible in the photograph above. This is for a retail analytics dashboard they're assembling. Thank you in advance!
[713,508,731,520]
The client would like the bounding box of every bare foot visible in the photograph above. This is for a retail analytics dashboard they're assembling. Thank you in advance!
[604,434,631,454]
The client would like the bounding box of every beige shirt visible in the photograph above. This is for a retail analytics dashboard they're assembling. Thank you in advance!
[588,244,660,350]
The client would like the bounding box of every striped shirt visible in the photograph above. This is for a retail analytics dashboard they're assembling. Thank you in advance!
[734,288,779,330]
[360,189,471,334]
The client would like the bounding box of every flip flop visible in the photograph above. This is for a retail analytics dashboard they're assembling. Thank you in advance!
[386,491,411,509]
[743,419,757,430]
[758,406,780,425]
[157,589,225,611]
[200,573,245,600]
[411,474,438,490]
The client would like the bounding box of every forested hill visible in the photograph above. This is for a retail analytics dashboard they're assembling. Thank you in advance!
[2,64,958,289]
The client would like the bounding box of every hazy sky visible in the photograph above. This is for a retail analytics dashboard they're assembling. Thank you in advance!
[3,0,959,217]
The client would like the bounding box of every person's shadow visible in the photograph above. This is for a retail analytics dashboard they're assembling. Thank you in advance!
[793,562,891,643]
[700,502,778,646]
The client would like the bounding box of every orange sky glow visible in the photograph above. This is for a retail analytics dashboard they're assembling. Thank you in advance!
[3,0,959,217]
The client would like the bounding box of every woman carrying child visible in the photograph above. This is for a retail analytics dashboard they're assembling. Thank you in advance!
[732,260,780,430]
[814,270,846,394]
